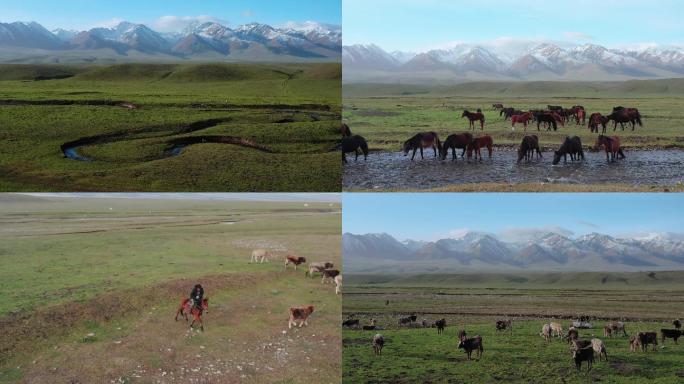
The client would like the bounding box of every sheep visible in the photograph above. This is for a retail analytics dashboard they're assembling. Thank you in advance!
[372,334,384,355]
[591,338,608,361]
[540,324,552,341]
[550,322,564,339]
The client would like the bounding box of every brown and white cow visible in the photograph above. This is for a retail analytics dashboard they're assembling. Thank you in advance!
[306,262,334,278]
[250,248,271,263]
[284,255,307,270]
[288,305,315,329]
[321,269,340,284]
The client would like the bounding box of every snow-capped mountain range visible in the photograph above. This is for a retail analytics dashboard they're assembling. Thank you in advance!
[343,231,684,272]
[0,20,340,62]
[343,43,684,82]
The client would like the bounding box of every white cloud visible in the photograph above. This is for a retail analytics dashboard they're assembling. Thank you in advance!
[153,15,227,33]
[564,31,593,41]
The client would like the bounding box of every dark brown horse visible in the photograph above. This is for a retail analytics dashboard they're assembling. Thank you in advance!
[553,136,584,165]
[535,114,557,131]
[341,135,368,163]
[492,103,504,110]
[341,123,352,137]
[588,113,609,133]
[608,107,642,131]
[501,108,523,120]
[403,132,441,160]
[461,110,485,130]
[517,135,542,163]
[594,135,625,162]
[467,135,493,160]
[441,132,473,161]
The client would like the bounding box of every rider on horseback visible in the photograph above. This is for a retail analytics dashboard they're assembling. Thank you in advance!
[189,284,204,310]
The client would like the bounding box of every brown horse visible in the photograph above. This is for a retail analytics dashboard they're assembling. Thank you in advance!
[607,108,642,131]
[588,113,610,133]
[492,103,504,110]
[341,123,352,137]
[403,132,441,160]
[517,135,542,163]
[467,135,493,160]
[594,135,625,162]
[441,132,473,161]
[511,112,533,131]
[461,110,485,130]
[175,298,209,331]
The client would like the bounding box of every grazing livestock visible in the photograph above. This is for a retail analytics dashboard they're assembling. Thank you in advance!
[572,340,595,371]
[550,322,564,339]
[492,103,504,110]
[342,135,369,163]
[250,249,271,263]
[517,135,542,163]
[441,133,473,161]
[306,262,334,277]
[609,107,642,131]
[372,334,385,355]
[536,113,558,131]
[588,112,610,133]
[674,319,681,329]
[552,136,584,165]
[321,269,340,284]
[284,255,306,271]
[566,327,579,344]
[342,318,360,329]
[461,110,485,130]
[540,324,552,341]
[661,329,682,344]
[496,319,512,332]
[572,320,592,329]
[603,325,613,338]
[435,318,446,334]
[363,319,377,331]
[403,132,441,160]
[458,336,483,360]
[467,135,494,160]
[511,112,533,131]
[607,321,628,337]
[591,338,608,361]
[288,305,315,329]
[501,108,524,120]
[637,332,658,352]
[398,315,418,326]
[629,336,640,352]
[594,135,625,162]
[334,275,342,294]
[458,329,467,342]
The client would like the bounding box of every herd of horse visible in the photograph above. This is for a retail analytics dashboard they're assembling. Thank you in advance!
[341,103,641,165]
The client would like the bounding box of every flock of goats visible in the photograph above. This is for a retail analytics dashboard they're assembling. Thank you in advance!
[343,315,682,372]
[341,104,643,164]
[249,249,341,330]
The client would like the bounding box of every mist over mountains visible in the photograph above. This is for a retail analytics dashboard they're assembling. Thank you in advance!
[343,42,684,83]
[343,231,684,273]
[0,20,341,63]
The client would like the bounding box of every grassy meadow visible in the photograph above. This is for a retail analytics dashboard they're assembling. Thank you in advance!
[0,62,341,192]
[343,272,684,383]
[0,193,342,383]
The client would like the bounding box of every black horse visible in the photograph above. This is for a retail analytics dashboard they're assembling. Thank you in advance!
[441,132,473,161]
[517,135,542,163]
[341,135,368,163]
[536,114,558,131]
[403,132,441,160]
[553,136,584,165]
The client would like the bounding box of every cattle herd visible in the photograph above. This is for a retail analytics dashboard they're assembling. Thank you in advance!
[341,103,643,165]
[249,248,341,329]
[344,314,682,372]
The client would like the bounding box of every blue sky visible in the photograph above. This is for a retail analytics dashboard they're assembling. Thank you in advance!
[344,0,683,52]
[343,193,683,241]
[0,0,341,31]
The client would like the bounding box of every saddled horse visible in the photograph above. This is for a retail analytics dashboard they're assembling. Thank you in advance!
[517,135,542,163]
[467,135,493,160]
[536,113,557,131]
[511,112,533,131]
[441,132,473,161]
[341,123,352,137]
[461,110,485,130]
[341,135,368,163]
[175,297,209,331]
[403,132,441,160]
[594,135,625,162]
[553,136,584,165]
[588,112,609,133]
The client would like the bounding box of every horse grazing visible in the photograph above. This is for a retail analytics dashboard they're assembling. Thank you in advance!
[467,135,494,160]
[588,113,609,133]
[607,108,642,131]
[594,135,626,162]
[461,110,485,130]
[547,105,563,112]
[341,123,352,137]
[175,298,209,331]
[403,132,441,160]
[553,136,584,165]
[441,132,473,161]
[511,112,533,131]
[341,135,368,163]
[517,135,542,163]
[536,114,557,131]
[492,103,504,110]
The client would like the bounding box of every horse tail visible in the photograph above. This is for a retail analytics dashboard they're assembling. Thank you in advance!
[360,137,369,156]
[635,111,642,127]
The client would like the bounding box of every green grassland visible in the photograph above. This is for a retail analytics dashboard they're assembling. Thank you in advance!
[0,194,342,383]
[343,272,684,383]
[343,80,684,151]
[0,63,341,191]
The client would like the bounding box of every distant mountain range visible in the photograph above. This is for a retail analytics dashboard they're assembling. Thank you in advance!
[0,21,341,63]
[343,232,684,273]
[343,43,684,83]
